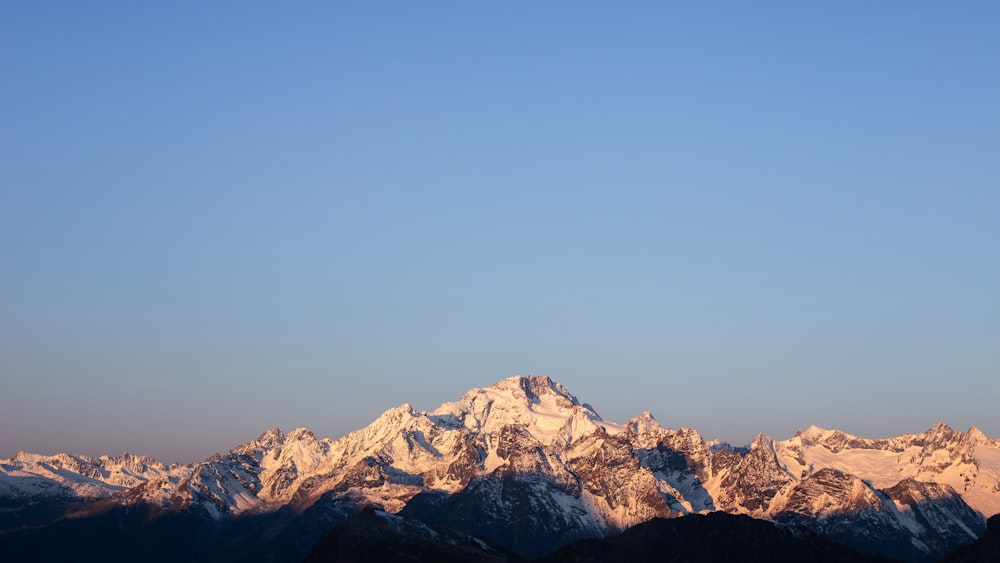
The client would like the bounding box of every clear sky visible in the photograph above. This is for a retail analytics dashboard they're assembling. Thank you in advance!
[2,3,998,464]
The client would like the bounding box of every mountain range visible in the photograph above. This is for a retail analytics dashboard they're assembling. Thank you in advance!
[2,375,997,561]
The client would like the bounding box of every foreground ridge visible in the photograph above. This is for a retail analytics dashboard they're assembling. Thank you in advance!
[1,375,997,562]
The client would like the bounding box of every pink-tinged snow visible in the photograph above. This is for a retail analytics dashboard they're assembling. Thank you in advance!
[968,444,1000,517]
[974,444,1000,472]
[776,442,919,487]
[326,404,470,493]
[0,451,188,500]
[255,428,335,503]
[482,447,506,474]
[432,375,625,448]
[773,427,1000,518]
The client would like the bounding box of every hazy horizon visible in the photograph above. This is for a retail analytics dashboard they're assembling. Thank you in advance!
[2,4,998,465]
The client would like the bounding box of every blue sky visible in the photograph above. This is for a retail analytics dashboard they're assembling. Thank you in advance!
[2,3,998,463]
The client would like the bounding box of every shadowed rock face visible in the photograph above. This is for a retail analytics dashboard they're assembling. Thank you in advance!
[771,469,984,562]
[400,475,605,559]
[941,514,1000,562]
[713,435,795,515]
[772,469,907,559]
[775,468,891,520]
[883,478,985,557]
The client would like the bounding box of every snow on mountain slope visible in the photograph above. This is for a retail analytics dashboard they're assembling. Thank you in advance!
[249,427,336,503]
[324,403,470,485]
[432,375,625,447]
[0,428,340,518]
[774,423,1000,517]
[0,451,186,500]
[767,469,985,561]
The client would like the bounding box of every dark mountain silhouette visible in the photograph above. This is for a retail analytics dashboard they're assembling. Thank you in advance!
[541,511,895,563]
[305,507,524,563]
[940,514,1000,563]
[305,509,893,563]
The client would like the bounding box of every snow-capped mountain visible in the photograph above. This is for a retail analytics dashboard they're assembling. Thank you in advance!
[0,451,180,498]
[775,422,1000,518]
[1,375,997,561]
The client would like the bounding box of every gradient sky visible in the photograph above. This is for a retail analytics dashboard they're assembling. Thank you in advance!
[2,3,998,464]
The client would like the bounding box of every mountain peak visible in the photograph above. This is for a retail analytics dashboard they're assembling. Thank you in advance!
[487,375,580,407]
[797,424,828,435]
[286,428,317,442]
[626,411,663,436]
[430,375,612,447]
[257,427,285,443]
[233,427,286,457]
[929,421,954,433]
[923,422,959,446]
[967,425,989,443]
[750,433,775,450]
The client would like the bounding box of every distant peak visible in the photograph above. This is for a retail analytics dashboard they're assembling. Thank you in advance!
[258,427,284,441]
[109,452,156,463]
[795,425,831,443]
[968,425,987,441]
[751,433,775,450]
[376,403,418,422]
[927,422,955,436]
[394,403,417,414]
[491,374,552,391]
[286,428,316,441]
[626,411,662,436]
[12,451,38,463]
[243,427,285,452]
